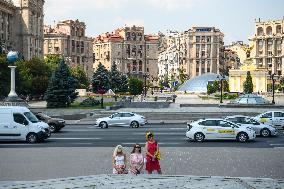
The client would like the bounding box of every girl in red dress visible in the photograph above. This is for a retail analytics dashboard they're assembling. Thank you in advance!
[145,132,162,174]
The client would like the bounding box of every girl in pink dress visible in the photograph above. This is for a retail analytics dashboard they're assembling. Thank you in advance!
[129,144,144,175]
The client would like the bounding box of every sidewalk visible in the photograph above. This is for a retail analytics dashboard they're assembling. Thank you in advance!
[0,174,283,189]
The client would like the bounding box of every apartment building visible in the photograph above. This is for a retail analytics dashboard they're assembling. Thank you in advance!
[44,20,93,78]
[93,25,159,80]
[250,18,284,77]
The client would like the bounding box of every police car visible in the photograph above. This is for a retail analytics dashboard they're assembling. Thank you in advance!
[224,115,277,137]
[254,111,284,129]
[186,118,256,142]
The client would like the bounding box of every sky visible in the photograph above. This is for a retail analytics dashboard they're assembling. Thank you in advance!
[44,0,284,45]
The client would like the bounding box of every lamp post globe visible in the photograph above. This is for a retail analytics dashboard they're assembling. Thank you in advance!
[7,51,19,98]
[7,51,19,64]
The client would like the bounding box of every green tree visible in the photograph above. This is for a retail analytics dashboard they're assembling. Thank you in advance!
[243,71,253,94]
[120,74,129,93]
[16,58,51,97]
[222,80,229,92]
[178,68,187,84]
[92,63,110,93]
[128,77,143,95]
[44,55,61,72]
[0,55,10,99]
[70,66,90,89]
[109,63,122,92]
[44,59,77,108]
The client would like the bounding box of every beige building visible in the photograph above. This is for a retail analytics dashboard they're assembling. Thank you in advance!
[250,18,284,77]
[157,27,225,83]
[44,20,94,78]
[93,26,159,81]
[226,41,249,65]
[0,0,44,60]
[185,27,224,78]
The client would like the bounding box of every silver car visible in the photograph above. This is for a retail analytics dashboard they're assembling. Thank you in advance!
[95,112,147,128]
[225,115,277,137]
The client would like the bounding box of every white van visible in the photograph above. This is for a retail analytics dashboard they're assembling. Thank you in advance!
[0,106,50,143]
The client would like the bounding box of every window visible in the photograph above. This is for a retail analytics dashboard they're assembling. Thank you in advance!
[13,113,27,125]
[274,112,284,118]
[217,121,232,127]
[226,118,238,123]
[196,36,200,43]
[261,112,272,118]
[204,120,217,126]
[112,113,122,118]
[23,112,39,123]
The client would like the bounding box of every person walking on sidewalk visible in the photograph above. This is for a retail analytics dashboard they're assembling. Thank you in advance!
[112,145,127,174]
[145,132,162,174]
[129,144,144,175]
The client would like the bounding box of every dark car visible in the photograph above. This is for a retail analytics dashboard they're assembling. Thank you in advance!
[35,112,65,133]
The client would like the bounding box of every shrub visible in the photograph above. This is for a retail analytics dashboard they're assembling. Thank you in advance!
[80,97,100,107]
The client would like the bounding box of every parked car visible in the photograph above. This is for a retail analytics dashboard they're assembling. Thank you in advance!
[95,112,147,128]
[34,112,65,133]
[254,111,284,129]
[186,118,256,142]
[224,115,277,137]
[0,106,50,143]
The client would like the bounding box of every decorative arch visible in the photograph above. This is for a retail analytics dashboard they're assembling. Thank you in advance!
[266,26,272,35]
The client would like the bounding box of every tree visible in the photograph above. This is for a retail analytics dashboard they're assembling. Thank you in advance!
[0,55,10,99]
[128,77,143,95]
[92,63,110,93]
[243,71,253,94]
[44,55,61,72]
[222,80,229,92]
[16,58,51,97]
[70,66,90,89]
[109,63,122,92]
[120,74,129,93]
[44,59,77,108]
[178,68,187,84]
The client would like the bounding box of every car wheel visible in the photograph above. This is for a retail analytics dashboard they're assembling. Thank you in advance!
[194,132,205,142]
[49,124,57,133]
[260,128,271,137]
[130,121,139,128]
[237,132,248,142]
[99,121,108,129]
[26,133,38,143]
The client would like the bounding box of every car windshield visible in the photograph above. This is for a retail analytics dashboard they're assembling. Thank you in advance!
[24,112,39,123]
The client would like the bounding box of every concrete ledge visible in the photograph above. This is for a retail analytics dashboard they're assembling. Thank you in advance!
[0,175,283,189]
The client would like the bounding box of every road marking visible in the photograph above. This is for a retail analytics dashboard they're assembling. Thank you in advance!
[122,142,182,145]
[169,128,186,130]
[274,147,284,149]
[270,144,284,146]
[50,137,101,140]
[133,132,184,136]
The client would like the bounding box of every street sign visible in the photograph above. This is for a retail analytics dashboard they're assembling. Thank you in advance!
[172,81,178,87]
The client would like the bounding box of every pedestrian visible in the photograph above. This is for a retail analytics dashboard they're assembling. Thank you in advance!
[112,145,127,174]
[145,132,162,174]
[129,144,144,175]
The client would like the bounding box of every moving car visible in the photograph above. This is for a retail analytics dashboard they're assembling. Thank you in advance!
[95,112,147,128]
[0,106,50,143]
[186,118,256,142]
[224,115,277,137]
[254,111,284,129]
[35,112,65,133]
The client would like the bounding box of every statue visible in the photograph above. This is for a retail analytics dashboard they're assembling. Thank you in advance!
[242,45,254,59]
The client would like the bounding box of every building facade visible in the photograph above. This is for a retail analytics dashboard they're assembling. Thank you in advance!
[250,18,284,77]
[0,0,44,60]
[93,26,159,81]
[44,20,94,78]
[157,27,225,83]
[0,0,15,52]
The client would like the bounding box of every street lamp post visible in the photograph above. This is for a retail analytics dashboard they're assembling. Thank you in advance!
[143,74,149,97]
[270,73,276,104]
[217,74,225,104]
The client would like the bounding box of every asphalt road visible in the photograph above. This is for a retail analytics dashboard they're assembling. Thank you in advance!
[1,124,284,181]
[0,124,284,148]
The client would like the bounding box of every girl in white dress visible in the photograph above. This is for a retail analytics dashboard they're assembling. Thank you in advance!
[112,145,127,174]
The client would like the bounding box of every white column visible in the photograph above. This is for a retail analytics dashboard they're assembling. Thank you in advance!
[8,66,18,97]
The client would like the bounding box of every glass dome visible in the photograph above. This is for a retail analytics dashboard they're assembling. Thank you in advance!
[178,73,225,93]
[232,94,270,104]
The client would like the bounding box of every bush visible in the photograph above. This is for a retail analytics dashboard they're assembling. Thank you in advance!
[80,98,100,107]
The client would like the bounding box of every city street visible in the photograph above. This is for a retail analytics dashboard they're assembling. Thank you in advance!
[0,124,284,181]
[0,124,284,148]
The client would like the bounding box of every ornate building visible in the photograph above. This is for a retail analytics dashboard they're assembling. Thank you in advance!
[44,20,94,78]
[0,0,45,60]
[250,18,284,77]
[93,25,159,80]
